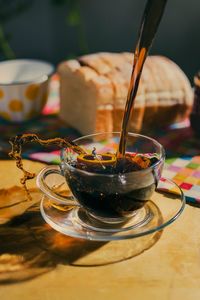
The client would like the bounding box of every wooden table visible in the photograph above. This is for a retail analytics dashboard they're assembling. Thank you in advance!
[0,160,200,300]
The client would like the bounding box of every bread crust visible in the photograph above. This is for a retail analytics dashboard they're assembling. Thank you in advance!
[58,53,193,134]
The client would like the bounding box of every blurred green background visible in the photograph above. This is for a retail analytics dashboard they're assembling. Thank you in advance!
[0,0,199,81]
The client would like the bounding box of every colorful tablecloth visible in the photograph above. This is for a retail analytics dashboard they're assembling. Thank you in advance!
[0,77,199,204]
[162,156,200,203]
[21,123,200,204]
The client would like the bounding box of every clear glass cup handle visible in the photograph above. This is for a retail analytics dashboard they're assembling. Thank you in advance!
[36,165,79,206]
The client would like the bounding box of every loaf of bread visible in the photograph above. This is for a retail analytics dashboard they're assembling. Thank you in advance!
[58,52,193,134]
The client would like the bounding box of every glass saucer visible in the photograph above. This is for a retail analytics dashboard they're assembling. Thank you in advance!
[40,177,185,241]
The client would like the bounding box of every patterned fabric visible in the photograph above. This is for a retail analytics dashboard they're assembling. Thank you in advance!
[29,151,200,203]
[0,78,199,204]
[26,125,200,204]
[162,156,200,203]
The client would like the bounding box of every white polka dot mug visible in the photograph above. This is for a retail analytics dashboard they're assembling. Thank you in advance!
[0,59,54,122]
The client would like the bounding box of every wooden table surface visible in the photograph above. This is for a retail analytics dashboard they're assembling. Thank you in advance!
[0,160,200,300]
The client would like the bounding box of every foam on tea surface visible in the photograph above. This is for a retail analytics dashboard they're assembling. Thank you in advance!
[73,151,158,174]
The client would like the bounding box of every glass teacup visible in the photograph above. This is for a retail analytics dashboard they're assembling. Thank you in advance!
[37,132,165,225]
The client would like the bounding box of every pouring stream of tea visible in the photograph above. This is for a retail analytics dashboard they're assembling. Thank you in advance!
[117,0,168,158]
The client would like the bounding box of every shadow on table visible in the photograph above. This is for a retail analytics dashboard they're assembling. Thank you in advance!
[0,202,162,284]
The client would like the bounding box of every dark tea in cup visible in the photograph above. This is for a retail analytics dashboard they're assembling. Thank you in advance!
[36,132,165,223]
[63,150,159,219]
